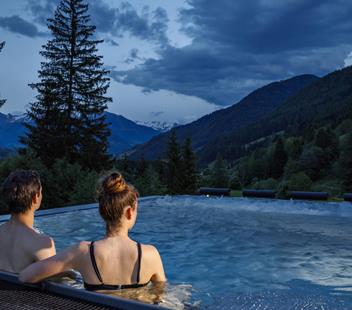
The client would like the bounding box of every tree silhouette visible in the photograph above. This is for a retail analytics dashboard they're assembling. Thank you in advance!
[180,138,197,194]
[22,0,112,170]
[0,42,6,108]
[166,130,182,194]
[271,138,288,179]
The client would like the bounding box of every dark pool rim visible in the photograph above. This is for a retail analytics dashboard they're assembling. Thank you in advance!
[0,271,167,309]
[0,196,163,223]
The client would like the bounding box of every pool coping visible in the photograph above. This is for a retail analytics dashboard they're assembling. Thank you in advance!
[0,196,160,223]
[0,271,167,309]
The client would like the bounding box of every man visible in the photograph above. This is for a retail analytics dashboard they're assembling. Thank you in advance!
[0,170,56,272]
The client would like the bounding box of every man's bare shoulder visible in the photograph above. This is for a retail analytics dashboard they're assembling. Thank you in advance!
[32,232,54,249]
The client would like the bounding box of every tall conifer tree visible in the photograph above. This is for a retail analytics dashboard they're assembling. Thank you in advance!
[271,138,288,179]
[0,42,6,108]
[22,0,112,170]
[210,155,229,188]
[166,130,182,194]
[339,133,352,191]
[180,138,197,194]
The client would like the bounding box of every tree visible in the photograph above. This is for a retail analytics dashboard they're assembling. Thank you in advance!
[270,138,288,179]
[22,0,112,170]
[209,156,229,188]
[287,172,312,191]
[136,155,148,176]
[314,127,339,163]
[0,41,6,108]
[285,137,303,160]
[135,166,167,197]
[166,130,182,194]
[339,133,352,191]
[180,138,197,194]
[314,128,332,149]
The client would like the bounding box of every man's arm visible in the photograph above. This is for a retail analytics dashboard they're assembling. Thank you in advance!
[19,242,85,283]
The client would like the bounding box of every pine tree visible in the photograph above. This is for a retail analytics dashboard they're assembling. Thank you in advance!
[137,155,148,176]
[180,138,197,194]
[339,133,352,192]
[271,138,288,179]
[210,156,229,188]
[22,0,112,170]
[0,42,6,108]
[166,130,182,194]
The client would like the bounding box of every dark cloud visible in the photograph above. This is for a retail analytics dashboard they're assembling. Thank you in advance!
[124,48,141,64]
[26,0,169,45]
[150,111,164,118]
[27,0,57,25]
[105,38,119,47]
[0,15,44,37]
[114,0,352,105]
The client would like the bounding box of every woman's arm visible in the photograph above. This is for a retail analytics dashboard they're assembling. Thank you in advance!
[19,242,85,283]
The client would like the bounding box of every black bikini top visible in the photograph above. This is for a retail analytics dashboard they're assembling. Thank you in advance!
[84,241,148,291]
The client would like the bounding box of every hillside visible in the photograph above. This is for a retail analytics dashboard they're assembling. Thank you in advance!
[200,65,352,164]
[129,74,319,160]
[0,112,159,155]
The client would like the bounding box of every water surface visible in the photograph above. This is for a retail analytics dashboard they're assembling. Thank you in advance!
[35,196,352,309]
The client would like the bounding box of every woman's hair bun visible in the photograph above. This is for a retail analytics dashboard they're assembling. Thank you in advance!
[102,172,126,194]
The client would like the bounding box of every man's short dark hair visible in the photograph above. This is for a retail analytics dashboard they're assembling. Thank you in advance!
[1,170,41,214]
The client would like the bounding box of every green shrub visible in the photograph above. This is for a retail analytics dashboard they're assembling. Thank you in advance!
[287,172,312,191]
[252,178,278,190]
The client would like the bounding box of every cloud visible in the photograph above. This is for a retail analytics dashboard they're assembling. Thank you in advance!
[0,15,44,37]
[105,38,119,46]
[150,111,164,118]
[124,48,141,64]
[113,0,352,106]
[26,0,57,25]
[26,0,169,46]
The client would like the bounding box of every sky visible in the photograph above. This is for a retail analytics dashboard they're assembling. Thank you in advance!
[1,0,352,125]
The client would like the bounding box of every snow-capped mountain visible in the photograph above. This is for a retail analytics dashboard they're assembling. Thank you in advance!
[135,120,180,132]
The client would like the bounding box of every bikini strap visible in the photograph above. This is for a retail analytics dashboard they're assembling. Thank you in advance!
[136,242,142,284]
[89,241,104,284]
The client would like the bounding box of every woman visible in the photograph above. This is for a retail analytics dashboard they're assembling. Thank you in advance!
[19,172,166,291]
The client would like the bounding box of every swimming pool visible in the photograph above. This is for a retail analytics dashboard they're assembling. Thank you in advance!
[34,196,352,309]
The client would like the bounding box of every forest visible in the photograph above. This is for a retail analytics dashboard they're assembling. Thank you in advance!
[1,0,352,216]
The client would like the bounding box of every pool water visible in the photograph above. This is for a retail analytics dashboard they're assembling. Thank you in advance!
[35,196,352,309]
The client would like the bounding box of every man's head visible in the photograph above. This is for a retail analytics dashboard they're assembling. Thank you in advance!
[1,170,42,214]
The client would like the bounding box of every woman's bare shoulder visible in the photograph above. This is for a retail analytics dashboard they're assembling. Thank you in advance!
[141,244,161,259]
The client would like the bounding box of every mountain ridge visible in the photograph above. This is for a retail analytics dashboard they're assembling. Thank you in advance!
[129,74,319,160]
[0,111,160,155]
[199,66,352,164]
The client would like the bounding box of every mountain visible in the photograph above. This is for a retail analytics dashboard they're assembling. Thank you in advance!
[129,74,319,160]
[105,112,160,154]
[0,112,160,155]
[0,113,27,148]
[200,65,352,164]
[135,120,179,132]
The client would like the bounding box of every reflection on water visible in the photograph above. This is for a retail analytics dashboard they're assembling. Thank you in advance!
[54,275,196,309]
[104,283,195,309]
